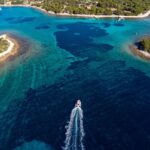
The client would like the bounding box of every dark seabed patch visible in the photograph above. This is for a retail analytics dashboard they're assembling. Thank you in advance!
[56,22,108,37]
[101,22,111,28]
[55,22,113,58]
[35,24,50,30]
[5,17,16,21]
[0,60,150,150]
[67,58,91,70]
[5,17,37,24]
[114,23,124,27]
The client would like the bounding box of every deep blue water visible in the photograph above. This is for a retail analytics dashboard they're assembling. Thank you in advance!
[0,6,150,150]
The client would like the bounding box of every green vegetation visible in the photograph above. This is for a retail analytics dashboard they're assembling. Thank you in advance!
[0,38,9,53]
[41,0,150,15]
[11,0,25,4]
[0,0,43,5]
[0,0,4,4]
[140,37,150,53]
[0,0,150,15]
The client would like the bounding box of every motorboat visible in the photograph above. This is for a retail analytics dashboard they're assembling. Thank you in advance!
[75,100,81,107]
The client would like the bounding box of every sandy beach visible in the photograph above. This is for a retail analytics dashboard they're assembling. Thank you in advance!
[0,5,150,19]
[130,45,150,60]
[0,34,19,62]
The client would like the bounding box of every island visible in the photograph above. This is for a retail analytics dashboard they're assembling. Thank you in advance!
[0,34,19,62]
[130,36,150,60]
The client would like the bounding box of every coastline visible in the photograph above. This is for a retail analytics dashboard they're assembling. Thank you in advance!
[0,34,19,62]
[0,4,150,19]
[129,45,150,61]
[55,10,150,19]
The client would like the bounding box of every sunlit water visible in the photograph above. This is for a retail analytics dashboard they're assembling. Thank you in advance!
[0,6,150,150]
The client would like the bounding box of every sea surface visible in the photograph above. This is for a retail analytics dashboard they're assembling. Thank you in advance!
[0,6,150,150]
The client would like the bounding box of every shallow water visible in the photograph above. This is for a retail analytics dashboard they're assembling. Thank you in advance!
[0,6,150,150]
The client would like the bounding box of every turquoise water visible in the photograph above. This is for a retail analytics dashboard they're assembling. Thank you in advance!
[0,6,150,150]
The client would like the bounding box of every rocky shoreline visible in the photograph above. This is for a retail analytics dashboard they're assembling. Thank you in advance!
[129,45,150,61]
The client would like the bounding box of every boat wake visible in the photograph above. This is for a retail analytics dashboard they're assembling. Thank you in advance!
[63,100,85,150]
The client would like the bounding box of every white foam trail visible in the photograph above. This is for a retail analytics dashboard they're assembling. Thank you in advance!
[63,106,85,150]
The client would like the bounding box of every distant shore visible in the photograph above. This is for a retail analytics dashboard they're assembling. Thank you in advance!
[55,10,150,19]
[0,34,19,62]
[0,5,150,19]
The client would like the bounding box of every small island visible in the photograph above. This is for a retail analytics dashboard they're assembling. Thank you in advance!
[139,37,150,53]
[0,34,19,62]
[130,36,150,60]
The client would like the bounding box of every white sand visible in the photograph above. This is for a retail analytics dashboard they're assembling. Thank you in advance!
[139,50,150,57]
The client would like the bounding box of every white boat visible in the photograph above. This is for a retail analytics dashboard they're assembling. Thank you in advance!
[118,16,124,22]
[75,100,81,107]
